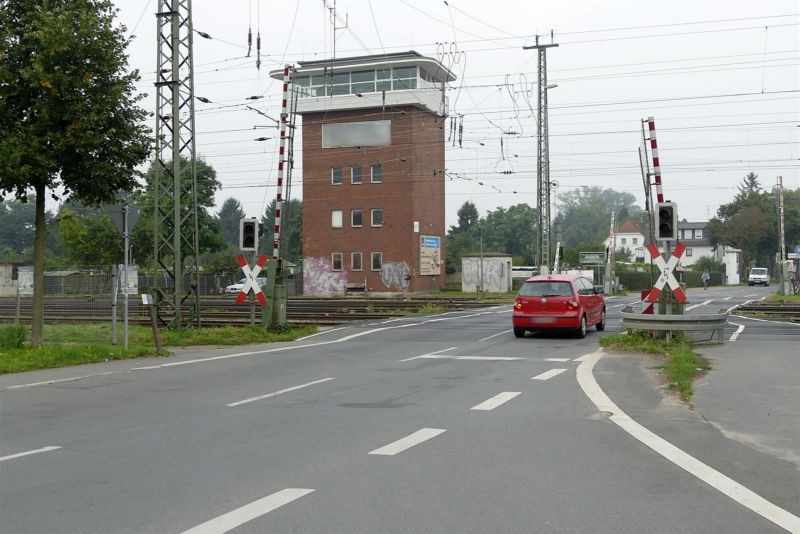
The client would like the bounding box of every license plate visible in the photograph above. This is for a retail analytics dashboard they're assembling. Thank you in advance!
[532,317,556,324]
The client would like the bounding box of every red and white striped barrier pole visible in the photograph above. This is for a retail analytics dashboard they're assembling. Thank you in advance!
[272,65,291,260]
[647,116,664,203]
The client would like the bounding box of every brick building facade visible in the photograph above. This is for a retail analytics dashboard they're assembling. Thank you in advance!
[273,52,455,295]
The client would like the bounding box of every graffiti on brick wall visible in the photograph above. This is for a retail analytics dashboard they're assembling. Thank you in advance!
[303,257,347,296]
[381,261,411,291]
[462,258,505,288]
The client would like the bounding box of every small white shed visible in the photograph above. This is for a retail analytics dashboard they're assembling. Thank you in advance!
[461,253,513,293]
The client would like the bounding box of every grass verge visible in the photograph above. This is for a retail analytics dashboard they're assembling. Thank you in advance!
[599,331,710,402]
[0,323,316,374]
[766,293,800,303]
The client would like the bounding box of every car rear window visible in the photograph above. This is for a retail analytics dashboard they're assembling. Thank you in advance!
[750,268,767,275]
[519,281,574,297]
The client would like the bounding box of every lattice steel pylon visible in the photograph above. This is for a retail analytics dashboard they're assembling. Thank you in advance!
[524,37,558,274]
[153,0,200,328]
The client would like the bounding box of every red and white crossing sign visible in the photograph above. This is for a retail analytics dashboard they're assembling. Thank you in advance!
[235,254,268,305]
[644,242,687,304]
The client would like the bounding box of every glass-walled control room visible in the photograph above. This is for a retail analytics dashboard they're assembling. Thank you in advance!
[293,66,442,98]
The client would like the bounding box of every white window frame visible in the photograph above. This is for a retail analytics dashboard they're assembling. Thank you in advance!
[331,167,342,185]
[686,247,693,257]
[371,252,383,271]
[331,209,343,228]
[371,208,383,227]
[331,253,343,271]
[632,238,638,245]
[351,252,363,271]
[695,229,703,239]
[370,163,382,183]
[351,209,363,227]
[621,238,627,245]
[351,165,363,184]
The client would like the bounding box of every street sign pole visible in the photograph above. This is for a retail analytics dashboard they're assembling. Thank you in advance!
[111,265,118,344]
[123,204,130,351]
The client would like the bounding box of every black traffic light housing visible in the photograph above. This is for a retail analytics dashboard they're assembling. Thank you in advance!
[239,218,258,251]
[655,202,677,241]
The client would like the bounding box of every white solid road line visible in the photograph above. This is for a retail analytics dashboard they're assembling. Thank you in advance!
[6,372,113,390]
[181,488,314,534]
[729,323,746,342]
[471,392,521,411]
[226,378,335,407]
[686,299,712,311]
[398,347,458,362]
[727,299,753,313]
[369,428,446,456]
[730,314,800,327]
[576,350,800,533]
[531,368,567,380]
[744,293,759,297]
[417,354,524,361]
[0,446,61,463]
[721,296,733,301]
[545,358,572,362]
[295,327,347,341]
[478,329,512,342]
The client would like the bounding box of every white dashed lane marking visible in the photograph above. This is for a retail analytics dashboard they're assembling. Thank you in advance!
[471,392,521,411]
[369,428,446,456]
[226,378,335,407]
[181,488,314,534]
[531,369,567,381]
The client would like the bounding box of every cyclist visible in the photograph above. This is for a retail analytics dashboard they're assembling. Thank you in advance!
[701,270,710,291]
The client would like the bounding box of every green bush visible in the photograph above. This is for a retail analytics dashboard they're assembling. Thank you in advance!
[0,325,27,350]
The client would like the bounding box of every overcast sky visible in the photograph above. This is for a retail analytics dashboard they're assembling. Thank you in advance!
[115,0,799,228]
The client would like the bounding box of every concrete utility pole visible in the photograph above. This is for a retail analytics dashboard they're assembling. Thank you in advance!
[604,211,616,295]
[153,0,201,329]
[263,66,294,328]
[777,176,789,295]
[523,36,558,275]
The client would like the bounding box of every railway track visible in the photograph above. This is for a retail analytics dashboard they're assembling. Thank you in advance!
[0,296,512,327]
[735,302,800,321]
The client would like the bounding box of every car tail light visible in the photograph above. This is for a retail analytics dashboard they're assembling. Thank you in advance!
[514,301,522,310]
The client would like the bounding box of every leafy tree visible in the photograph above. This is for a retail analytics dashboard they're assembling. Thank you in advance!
[131,157,224,264]
[482,204,537,259]
[57,208,122,265]
[217,197,246,247]
[450,201,479,234]
[0,1,151,345]
[261,198,302,264]
[707,173,799,268]
[735,171,762,202]
[558,187,641,248]
[0,196,38,255]
[690,256,726,273]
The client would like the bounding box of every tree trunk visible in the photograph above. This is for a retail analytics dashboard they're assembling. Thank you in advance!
[31,184,46,347]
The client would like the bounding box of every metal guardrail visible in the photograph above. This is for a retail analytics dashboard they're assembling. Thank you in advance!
[621,307,729,344]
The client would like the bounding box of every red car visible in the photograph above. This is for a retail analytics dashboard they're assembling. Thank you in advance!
[512,274,606,338]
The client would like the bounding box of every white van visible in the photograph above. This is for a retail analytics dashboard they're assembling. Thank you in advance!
[747,268,769,287]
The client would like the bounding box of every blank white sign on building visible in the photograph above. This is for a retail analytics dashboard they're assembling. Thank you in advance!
[322,120,391,148]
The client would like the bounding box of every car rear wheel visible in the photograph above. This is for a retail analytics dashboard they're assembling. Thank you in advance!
[513,327,526,338]
[596,310,606,331]
[575,315,587,339]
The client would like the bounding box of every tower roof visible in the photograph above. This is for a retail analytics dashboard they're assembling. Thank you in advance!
[270,51,456,83]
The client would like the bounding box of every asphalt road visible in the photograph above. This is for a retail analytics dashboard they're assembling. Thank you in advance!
[1,284,798,533]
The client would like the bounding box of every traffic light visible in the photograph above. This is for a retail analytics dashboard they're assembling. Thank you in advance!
[655,202,677,241]
[240,218,258,251]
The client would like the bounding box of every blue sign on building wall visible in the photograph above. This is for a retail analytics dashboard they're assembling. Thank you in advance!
[422,236,440,248]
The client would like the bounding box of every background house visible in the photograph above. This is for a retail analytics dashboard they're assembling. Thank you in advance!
[604,220,742,284]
